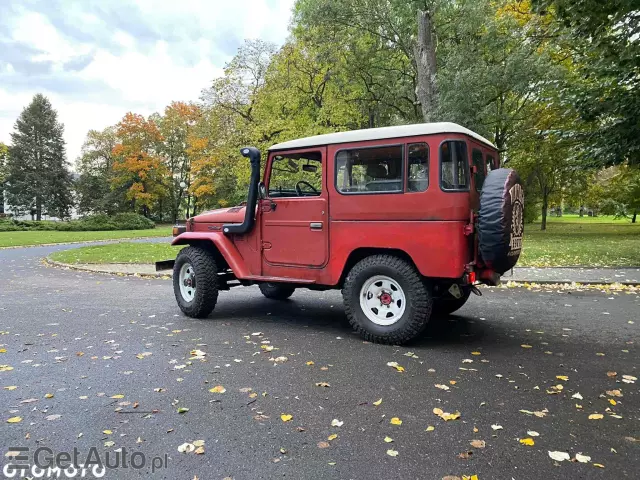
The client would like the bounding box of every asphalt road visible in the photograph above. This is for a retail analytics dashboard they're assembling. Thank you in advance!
[0,244,638,480]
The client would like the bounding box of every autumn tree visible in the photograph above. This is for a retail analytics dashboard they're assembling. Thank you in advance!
[154,102,201,222]
[0,142,7,214]
[5,94,74,219]
[111,113,166,217]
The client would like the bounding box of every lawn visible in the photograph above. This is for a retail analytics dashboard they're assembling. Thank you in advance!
[0,227,173,248]
[521,219,640,267]
[49,242,182,264]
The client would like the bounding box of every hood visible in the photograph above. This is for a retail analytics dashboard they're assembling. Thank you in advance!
[192,206,246,224]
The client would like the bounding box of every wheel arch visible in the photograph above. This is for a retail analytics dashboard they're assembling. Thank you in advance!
[338,247,418,287]
[172,232,248,277]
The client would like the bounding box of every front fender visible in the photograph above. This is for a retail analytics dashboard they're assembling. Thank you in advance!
[171,232,250,278]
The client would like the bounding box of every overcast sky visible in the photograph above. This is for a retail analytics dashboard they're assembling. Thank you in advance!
[0,0,295,164]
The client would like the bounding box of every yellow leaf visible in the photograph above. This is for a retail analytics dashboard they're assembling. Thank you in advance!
[306,361,314,366]
[7,417,22,423]
[449,380,457,385]
[45,393,54,399]
[0,348,6,353]
[194,446,205,455]
[471,351,481,355]
[209,385,226,393]
[373,398,382,406]
[520,438,535,446]
[384,436,393,443]
[433,408,444,416]
[556,375,569,381]
[588,414,604,420]
[281,414,293,422]
[521,344,533,348]
[442,411,461,421]
[0,365,14,372]
[425,426,435,432]
[386,449,399,457]
[103,430,112,435]
[390,417,402,425]
[4,386,17,391]
[608,399,617,406]
[110,394,124,399]
[328,434,338,441]
[593,464,605,468]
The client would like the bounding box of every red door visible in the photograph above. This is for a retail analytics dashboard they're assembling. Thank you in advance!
[260,148,329,272]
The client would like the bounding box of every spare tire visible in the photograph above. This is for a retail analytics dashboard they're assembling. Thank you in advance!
[478,168,524,275]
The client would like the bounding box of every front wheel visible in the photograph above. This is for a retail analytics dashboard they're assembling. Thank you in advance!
[173,246,219,318]
[259,283,296,300]
[342,255,432,344]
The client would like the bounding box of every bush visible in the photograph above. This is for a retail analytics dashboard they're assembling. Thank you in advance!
[0,213,156,232]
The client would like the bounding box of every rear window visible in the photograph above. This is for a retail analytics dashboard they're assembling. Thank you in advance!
[336,145,403,194]
[472,149,485,191]
[486,155,495,172]
[440,140,469,191]
[407,142,429,192]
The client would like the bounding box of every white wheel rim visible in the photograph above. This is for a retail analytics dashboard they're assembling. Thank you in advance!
[359,275,406,326]
[179,263,196,302]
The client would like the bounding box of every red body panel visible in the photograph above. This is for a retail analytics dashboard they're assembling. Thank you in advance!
[180,132,499,286]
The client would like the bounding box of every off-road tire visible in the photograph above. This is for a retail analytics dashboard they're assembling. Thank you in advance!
[342,255,432,344]
[259,283,296,300]
[173,246,219,318]
[432,287,472,317]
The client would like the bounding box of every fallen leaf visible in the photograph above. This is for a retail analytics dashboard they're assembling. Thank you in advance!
[491,424,503,431]
[606,371,617,377]
[470,440,485,449]
[435,384,450,391]
[390,417,402,425]
[608,399,617,406]
[317,441,330,449]
[306,361,314,366]
[386,449,399,457]
[328,434,338,441]
[281,414,293,422]
[386,361,405,372]
[0,365,14,372]
[104,441,115,448]
[606,389,622,397]
[194,446,205,454]
[384,436,394,443]
[622,374,637,384]
[178,443,195,453]
[575,453,591,463]
[3,386,17,391]
[426,426,435,432]
[527,431,540,437]
[331,419,344,427]
[373,398,382,406]
[521,344,532,348]
[315,382,330,388]
[520,438,535,446]
[103,430,112,435]
[588,414,604,420]
[177,407,189,414]
[209,385,226,393]
[458,451,473,459]
[46,414,61,421]
[6,417,22,423]
[571,392,583,400]
[192,440,205,447]
[593,463,605,468]
[110,394,124,399]
[556,375,569,381]
[548,451,571,462]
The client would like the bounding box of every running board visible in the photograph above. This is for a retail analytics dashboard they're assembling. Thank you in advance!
[243,275,315,284]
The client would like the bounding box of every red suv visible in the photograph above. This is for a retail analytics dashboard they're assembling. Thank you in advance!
[158,122,524,344]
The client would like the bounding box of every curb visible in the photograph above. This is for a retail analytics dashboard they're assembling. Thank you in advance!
[43,257,170,279]
[0,235,168,250]
[43,257,639,288]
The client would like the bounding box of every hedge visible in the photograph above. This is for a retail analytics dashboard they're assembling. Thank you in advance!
[0,213,156,232]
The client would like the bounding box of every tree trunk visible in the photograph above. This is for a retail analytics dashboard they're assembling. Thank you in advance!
[541,195,548,231]
[414,8,438,122]
[633,210,637,223]
[0,185,4,214]
[36,195,42,221]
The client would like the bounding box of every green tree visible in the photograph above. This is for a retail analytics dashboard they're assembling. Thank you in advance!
[5,94,74,219]
[75,127,119,214]
[0,142,8,214]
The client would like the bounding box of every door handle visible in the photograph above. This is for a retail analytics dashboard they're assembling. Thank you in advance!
[310,222,323,231]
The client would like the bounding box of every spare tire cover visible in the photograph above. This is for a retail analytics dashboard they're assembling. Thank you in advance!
[478,168,524,275]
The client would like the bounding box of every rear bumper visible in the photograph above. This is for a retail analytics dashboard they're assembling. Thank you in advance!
[155,259,175,272]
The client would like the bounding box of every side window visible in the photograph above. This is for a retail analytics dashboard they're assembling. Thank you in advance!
[407,143,429,192]
[440,140,469,191]
[268,151,322,198]
[336,145,403,194]
[472,149,485,191]
[486,155,495,172]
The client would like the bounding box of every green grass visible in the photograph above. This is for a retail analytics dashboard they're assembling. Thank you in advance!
[521,221,640,267]
[0,227,173,248]
[45,218,640,268]
[535,214,633,224]
[49,242,182,264]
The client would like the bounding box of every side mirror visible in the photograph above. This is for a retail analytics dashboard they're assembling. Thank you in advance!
[258,181,267,199]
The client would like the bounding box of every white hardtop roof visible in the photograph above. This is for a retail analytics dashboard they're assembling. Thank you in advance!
[269,122,495,151]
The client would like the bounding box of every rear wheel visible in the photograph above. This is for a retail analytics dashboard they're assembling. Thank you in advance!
[259,283,296,300]
[173,246,219,318]
[342,255,432,344]
[432,287,472,317]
